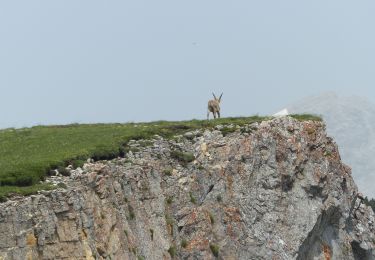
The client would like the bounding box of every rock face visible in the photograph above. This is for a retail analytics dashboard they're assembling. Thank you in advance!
[0,117,374,260]
[287,92,375,198]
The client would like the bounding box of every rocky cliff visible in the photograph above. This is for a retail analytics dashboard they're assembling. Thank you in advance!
[0,117,374,260]
[287,92,375,198]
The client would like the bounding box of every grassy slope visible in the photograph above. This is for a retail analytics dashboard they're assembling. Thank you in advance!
[0,115,321,199]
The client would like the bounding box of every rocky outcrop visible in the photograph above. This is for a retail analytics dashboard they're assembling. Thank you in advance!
[0,117,374,259]
[287,92,375,198]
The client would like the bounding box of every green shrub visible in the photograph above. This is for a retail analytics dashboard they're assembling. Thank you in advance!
[168,246,177,257]
[163,168,173,176]
[57,166,70,177]
[324,150,332,157]
[128,205,136,220]
[220,127,237,136]
[56,182,67,189]
[0,195,6,203]
[290,114,322,122]
[14,175,33,186]
[210,244,219,257]
[209,212,215,224]
[71,159,85,168]
[4,175,33,186]
[0,177,16,186]
[189,192,197,204]
[91,145,120,161]
[129,212,135,220]
[171,150,195,164]
[166,197,173,204]
[181,239,188,248]
[0,183,54,200]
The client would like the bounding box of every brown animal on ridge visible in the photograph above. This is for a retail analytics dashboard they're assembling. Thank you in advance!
[207,93,223,120]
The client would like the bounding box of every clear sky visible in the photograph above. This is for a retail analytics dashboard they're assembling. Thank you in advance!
[1,1,374,128]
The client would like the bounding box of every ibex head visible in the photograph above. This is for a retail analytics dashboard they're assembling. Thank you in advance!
[212,93,223,103]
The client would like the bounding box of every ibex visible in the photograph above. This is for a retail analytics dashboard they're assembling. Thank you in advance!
[207,93,223,120]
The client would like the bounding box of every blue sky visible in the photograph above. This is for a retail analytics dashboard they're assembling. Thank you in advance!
[1,1,374,128]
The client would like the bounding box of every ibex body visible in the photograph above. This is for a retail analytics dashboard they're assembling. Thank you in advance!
[207,93,223,120]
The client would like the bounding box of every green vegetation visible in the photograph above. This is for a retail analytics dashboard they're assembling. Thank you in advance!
[181,239,188,248]
[189,192,197,204]
[289,114,322,122]
[165,214,174,226]
[56,182,67,189]
[323,150,332,157]
[197,165,205,170]
[0,115,320,199]
[216,195,223,202]
[57,166,70,176]
[306,127,316,135]
[124,159,133,164]
[170,150,195,164]
[210,243,220,257]
[209,212,215,224]
[240,126,256,135]
[220,126,237,136]
[166,196,173,205]
[0,183,54,202]
[163,168,173,176]
[150,228,154,240]
[128,205,136,220]
[168,246,177,258]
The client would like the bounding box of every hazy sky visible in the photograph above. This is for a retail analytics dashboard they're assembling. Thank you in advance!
[1,1,374,128]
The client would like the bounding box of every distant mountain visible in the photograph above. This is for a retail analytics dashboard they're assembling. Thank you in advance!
[287,92,375,198]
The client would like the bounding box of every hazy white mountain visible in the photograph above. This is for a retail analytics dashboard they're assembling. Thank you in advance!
[273,108,289,117]
[287,92,375,198]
